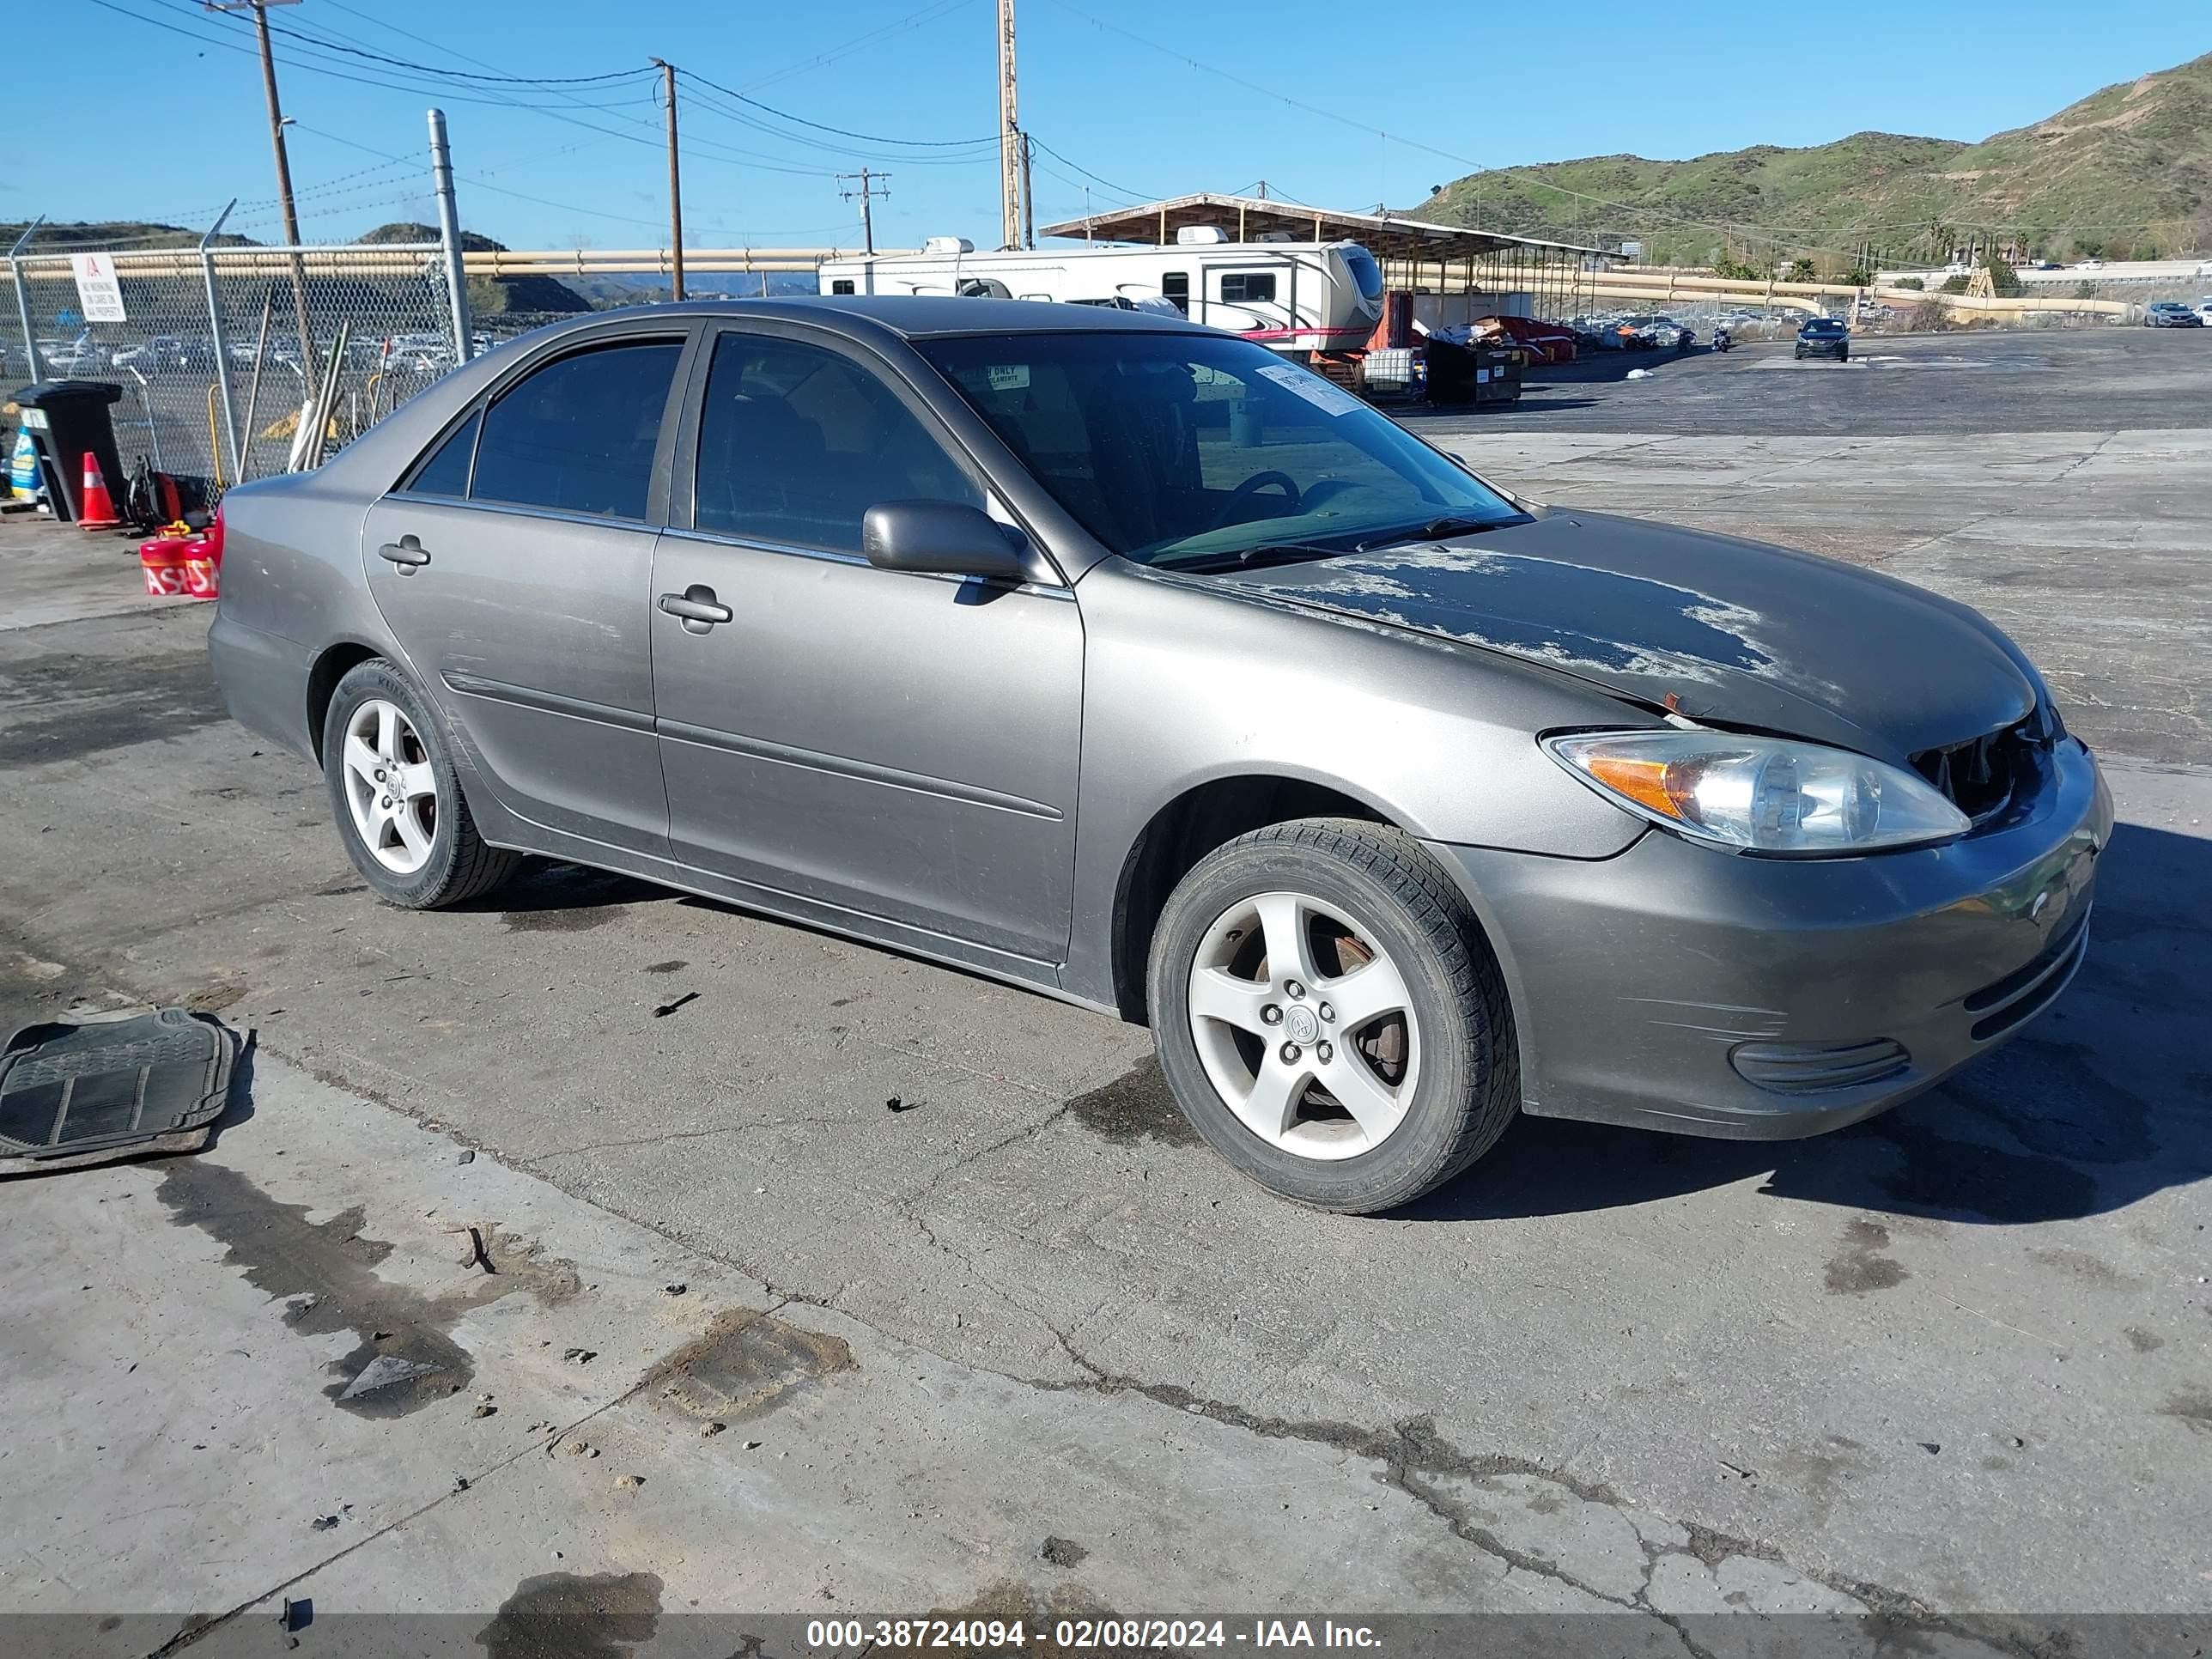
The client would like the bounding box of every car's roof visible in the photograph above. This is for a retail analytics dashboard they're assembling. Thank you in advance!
[574,295,1210,341]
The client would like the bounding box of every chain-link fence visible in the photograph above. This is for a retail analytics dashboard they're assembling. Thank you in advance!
[6,228,462,498]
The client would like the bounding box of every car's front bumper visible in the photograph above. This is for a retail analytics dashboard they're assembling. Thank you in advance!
[1430,736,2112,1139]
[1797,340,1848,356]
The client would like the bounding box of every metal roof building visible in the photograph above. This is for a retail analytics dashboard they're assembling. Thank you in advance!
[1037,193,1613,322]
[1038,191,1609,265]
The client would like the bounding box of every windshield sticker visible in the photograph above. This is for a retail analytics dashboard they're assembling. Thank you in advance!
[1255,362,1364,418]
[985,363,1030,392]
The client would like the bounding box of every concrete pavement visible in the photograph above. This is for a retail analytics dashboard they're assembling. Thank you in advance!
[2,361,2207,1650]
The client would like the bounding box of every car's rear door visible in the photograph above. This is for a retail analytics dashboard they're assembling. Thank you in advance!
[649,323,1083,970]
[362,323,695,859]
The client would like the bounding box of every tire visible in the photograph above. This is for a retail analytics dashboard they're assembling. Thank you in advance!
[1794,347,1805,359]
[321,658,521,908]
[1838,347,1849,362]
[1146,818,1519,1214]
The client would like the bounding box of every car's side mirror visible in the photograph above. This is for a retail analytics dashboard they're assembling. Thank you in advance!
[861,501,1032,582]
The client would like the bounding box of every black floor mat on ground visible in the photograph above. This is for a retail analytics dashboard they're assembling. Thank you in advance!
[0,1009,237,1172]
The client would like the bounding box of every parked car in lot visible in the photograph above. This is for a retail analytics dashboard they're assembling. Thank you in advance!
[2196,297,2212,325]
[110,335,221,372]
[208,299,2110,1212]
[2143,301,2203,328]
[1795,317,1850,360]
[36,336,106,373]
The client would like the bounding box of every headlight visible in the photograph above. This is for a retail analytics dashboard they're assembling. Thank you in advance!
[1542,729,1971,856]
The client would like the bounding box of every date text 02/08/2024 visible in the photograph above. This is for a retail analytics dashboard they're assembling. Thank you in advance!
[804,1618,1382,1650]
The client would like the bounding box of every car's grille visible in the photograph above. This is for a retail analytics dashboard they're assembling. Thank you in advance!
[1909,706,2061,825]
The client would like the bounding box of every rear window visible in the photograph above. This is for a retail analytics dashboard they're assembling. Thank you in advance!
[469,339,682,521]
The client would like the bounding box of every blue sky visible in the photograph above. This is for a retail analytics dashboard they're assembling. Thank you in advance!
[55,0,2211,252]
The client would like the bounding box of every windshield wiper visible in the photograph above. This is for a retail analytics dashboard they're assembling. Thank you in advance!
[1354,514,1514,553]
[1158,542,1348,574]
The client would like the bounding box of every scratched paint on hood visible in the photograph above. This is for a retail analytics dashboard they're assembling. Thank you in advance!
[1202,509,2036,758]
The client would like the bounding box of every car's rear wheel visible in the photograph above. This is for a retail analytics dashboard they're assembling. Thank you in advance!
[321,659,520,908]
[1146,818,1518,1213]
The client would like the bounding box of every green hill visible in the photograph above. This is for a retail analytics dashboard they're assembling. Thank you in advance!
[362,222,589,316]
[1411,51,2212,269]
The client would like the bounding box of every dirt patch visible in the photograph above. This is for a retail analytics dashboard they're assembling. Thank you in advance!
[926,1581,1118,1657]
[2027,1246,2138,1290]
[477,1571,663,1659]
[1823,1217,1907,1296]
[2125,1327,2165,1354]
[645,1308,854,1421]
[1065,1057,1201,1148]
[0,646,228,769]
[157,1161,579,1418]
[2160,1390,2212,1436]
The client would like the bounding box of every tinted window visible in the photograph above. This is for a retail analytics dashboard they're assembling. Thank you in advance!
[921,332,1523,566]
[1161,271,1190,314]
[694,332,981,552]
[406,409,479,497]
[830,279,856,295]
[1220,272,1277,304]
[470,340,681,520]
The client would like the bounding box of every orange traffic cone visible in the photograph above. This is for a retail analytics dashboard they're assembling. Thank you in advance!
[77,451,120,531]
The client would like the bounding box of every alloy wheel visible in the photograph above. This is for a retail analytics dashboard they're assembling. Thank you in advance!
[340,698,439,875]
[1186,890,1421,1160]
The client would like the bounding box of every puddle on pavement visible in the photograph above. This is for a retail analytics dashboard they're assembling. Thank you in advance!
[156,1161,580,1417]
[478,1571,663,1659]
[1064,1057,1202,1148]
[645,1309,854,1420]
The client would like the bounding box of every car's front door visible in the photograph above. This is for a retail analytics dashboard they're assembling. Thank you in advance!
[649,325,1083,970]
[362,328,690,858]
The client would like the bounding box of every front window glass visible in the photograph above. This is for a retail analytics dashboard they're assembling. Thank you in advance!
[921,332,1523,567]
[693,332,981,553]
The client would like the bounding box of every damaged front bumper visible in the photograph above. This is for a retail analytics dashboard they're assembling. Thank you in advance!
[1431,736,2112,1139]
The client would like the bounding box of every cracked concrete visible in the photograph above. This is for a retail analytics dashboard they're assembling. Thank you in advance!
[3,326,2209,1642]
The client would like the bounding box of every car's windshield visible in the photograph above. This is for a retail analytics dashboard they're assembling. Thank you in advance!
[919,331,1525,566]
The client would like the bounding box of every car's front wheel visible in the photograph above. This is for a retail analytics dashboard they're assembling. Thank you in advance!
[1147,819,1519,1213]
[321,659,520,908]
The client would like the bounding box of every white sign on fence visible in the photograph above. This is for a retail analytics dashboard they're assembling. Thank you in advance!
[69,253,128,324]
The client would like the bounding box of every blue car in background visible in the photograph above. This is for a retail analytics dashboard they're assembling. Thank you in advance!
[1796,317,1850,361]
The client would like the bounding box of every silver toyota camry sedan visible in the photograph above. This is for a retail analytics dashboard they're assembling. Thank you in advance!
[209,298,2110,1212]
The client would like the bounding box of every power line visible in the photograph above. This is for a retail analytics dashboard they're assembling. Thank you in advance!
[675,67,993,149]
[256,16,653,83]
[1024,136,1150,209]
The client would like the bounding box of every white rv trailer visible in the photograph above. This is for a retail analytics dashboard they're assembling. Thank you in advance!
[817,228,1387,358]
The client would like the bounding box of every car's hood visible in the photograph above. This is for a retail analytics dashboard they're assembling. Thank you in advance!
[1206,509,2038,762]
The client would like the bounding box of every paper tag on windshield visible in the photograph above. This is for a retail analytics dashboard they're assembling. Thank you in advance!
[1255,362,1364,417]
[986,364,1030,392]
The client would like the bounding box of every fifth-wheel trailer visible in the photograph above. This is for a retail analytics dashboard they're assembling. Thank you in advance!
[817,231,1387,358]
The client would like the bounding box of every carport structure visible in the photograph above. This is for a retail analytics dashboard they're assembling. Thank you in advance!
[1038,191,1613,320]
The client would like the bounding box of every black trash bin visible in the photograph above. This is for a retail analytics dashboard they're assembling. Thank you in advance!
[10,380,124,522]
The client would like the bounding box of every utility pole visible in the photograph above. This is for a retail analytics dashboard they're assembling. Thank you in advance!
[996,0,1020,250]
[651,58,685,301]
[210,0,314,390]
[839,168,889,256]
[1020,133,1036,250]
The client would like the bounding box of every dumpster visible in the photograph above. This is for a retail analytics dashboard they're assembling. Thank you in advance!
[9,381,124,523]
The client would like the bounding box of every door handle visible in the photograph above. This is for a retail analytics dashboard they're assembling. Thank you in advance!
[378,535,430,570]
[659,585,733,633]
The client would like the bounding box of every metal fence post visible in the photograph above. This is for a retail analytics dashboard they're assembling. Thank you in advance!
[9,216,46,382]
[199,201,243,481]
[428,109,473,366]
